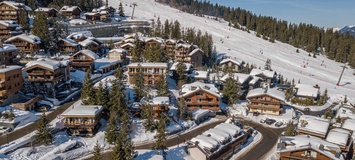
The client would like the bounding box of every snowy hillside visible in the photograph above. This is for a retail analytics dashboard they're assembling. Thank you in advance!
[110,0,355,103]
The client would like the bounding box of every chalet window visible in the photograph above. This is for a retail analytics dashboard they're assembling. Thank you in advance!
[198,98,201,102]
[195,92,203,96]
[186,98,191,102]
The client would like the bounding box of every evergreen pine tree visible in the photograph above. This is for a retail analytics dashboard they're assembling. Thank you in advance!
[96,81,109,109]
[156,74,168,96]
[36,111,53,145]
[105,112,117,144]
[118,2,125,17]
[179,97,187,120]
[32,12,50,50]
[222,76,239,105]
[154,114,167,157]
[142,104,155,132]
[284,122,294,136]
[19,10,29,32]
[92,141,102,160]
[120,112,135,160]
[111,133,124,159]
[163,19,170,39]
[81,69,95,105]
[28,0,36,11]
[133,64,145,102]
[344,95,348,104]
[175,62,186,89]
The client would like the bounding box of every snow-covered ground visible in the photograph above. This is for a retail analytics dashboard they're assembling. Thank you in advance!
[135,147,194,160]
[109,0,355,105]
[0,106,39,131]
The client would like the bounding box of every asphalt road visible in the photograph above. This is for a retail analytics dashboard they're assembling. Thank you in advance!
[0,93,81,146]
[307,102,339,116]
[98,116,228,160]
[239,120,284,160]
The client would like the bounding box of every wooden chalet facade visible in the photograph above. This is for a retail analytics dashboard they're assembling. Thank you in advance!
[144,37,164,49]
[181,82,220,112]
[219,58,244,73]
[5,33,41,54]
[84,12,101,22]
[34,7,58,17]
[0,1,31,24]
[127,63,167,85]
[59,6,82,19]
[164,39,176,58]
[0,65,23,106]
[70,50,99,73]
[62,104,103,137]
[78,37,102,53]
[57,38,79,53]
[106,48,128,64]
[175,43,194,63]
[148,96,169,119]
[0,43,20,65]
[246,88,285,116]
[23,59,71,97]
[0,20,22,39]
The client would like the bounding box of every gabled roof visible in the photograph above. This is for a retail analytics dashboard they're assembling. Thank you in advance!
[342,118,355,131]
[84,12,101,16]
[220,73,252,84]
[25,58,70,71]
[5,34,41,44]
[0,20,19,27]
[127,62,167,68]
[246,88,285,101]
[59,6,82,12]
[79,38,99,47]
[170,62,193,71]
[144,37,164,44]
[295,83,319,98]
[176,43,192,49]
[73,50,99,60]
[326,128,350,146]
[219,57,244,66]
[35,7,58,12]
[0,1,32,11]
[0,44,18,53]
[62,104,102,117]
[249,69,275,79]
[189,48,203,56]
[297,115,330,136]
[0,65,22,73]
[58,38,78,46]
[149,96,169,105]
[278,135,343,160]
[181,81,220,98]
[120,43,135,48]
[107,48,128,54]
[67,31,93,40]
[165,39,176,44]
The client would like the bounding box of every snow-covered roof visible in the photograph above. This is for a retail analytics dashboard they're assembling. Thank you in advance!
[62,104,102,117]
[35,7,58,12]
[170,62,193,71]
[189,48,203,56]
[69,19,87,25]
[181,81,220,98]
[279,135,343,160]
[84,12,100,16]
[60,6,81,12]
[79,38,99,47]
[0,65,22,73]
[248,77,260,85]
[93,75,116,88]
[59,38,78,46]
[67,31,92,39]
[165,39,176,44]
[203,128,231,143]
[247,88,285,101]
[149,96,169,105]
[295,83,319,98]
[5,33,41,44]
[25,58,70,71]
[342,118,355,131]
[176,43,191,49]
[326,128,350,146]
[120,43,135,48]
[220,73,252,84]
[108,48,128,54]
[215,123,241,136]
[94,58,121,70]
[0,20,19,27]
[297,115,330,136]
[249,69,275,79]
[192,71,209,79]
[127,63,167,68]
[144,37,164,44]
[191,135,219,150]
[74,50,99,59]
[192,109,211,120]
[0,44,18,52]
[0,1,32,11]
[219,57,244,66]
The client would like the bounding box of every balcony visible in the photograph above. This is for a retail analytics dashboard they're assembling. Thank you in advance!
[186,101,219,105]
[249,105,282,111]
[28,70,53,76]
[64,122,96,127]
[0,81,5,88]
[250,100,281,105]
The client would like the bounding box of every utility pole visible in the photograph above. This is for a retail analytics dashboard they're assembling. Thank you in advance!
[336,64,348,86]
[131,3,137,19]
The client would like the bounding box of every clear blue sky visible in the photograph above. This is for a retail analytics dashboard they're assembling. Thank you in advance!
[206,0,355,28]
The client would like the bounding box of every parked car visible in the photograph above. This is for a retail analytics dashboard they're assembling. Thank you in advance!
[260,118,267,123]
[253,112,260,116]
[0,126,12,134]
[275,121,284,127]
[265,119,276,125]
